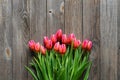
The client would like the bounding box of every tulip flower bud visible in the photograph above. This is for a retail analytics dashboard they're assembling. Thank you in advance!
[68,33,76,44]
[87,41,92,51]
[43,36,49,46]
[54,42,60,52]
[82,40,89,49]
[35,42,41,52]
[62,34,69,44]
[73,39,81,48]
[50,34,57,45]
[40,45,46,55]
[45,40,53,50]
[28,40,36,51]
[56,29,62,41]
[59,44,66,54]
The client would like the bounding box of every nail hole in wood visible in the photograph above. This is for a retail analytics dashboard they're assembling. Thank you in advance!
[49,10,52,13]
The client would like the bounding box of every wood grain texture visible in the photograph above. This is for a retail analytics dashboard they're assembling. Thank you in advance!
[117,0,120,79]
[29,0,47,43]
[100,0,117,80]
[12,0,29,80]
[83,0,100,80]
[47,0,64,35]
[28,0,47,80]
[0,0,119,80]
[0,0,13,80]
[65,0,83,39]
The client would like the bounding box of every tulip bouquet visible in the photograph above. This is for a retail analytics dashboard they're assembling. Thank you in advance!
[26,29,92,80]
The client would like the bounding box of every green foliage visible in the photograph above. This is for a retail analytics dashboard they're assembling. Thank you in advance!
[25,45,92,80]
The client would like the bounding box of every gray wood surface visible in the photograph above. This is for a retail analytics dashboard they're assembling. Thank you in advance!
[0,0,119,80]
[28,0,47,80]
[117,0,120,79]
[65,0,83,39]
[0,0,13,80]
[100,0,117,80]
[12,0,28,80]
[47,0,64,35]
[83,0,100,80]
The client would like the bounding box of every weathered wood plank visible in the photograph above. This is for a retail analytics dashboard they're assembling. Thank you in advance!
[83,0,100,80]
[29,0,47,43]
[65,0,83,39]
[12,0,29,80]
[0,0,13,80]
[47,0,64,35]
[100,0,117,80]
[0,0,119,80]
[28,0,47,80]
[117,0,120,79]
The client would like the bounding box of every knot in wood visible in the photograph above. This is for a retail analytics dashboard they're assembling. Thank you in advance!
[5,47,11,60]
[60,2,64,14]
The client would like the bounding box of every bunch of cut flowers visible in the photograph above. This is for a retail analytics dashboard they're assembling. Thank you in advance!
[26,29,92,80]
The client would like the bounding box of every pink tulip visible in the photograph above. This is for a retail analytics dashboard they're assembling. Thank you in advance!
[87,41,92,51]
[56,29,62,41]
[40,45,46,55]
[50,34,57,45]
[35,42,41,52]
[73,39,81,48]
[28,40,36,50]
[68,33,76,44]
[54,42,60,52]
[45,40,53,50]
[43,36,49,46]
[62,34,68,44]
[82,40,89,49]
[59,44,66,54]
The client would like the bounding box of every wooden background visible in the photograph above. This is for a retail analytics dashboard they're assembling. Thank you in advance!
[0,0,119,80]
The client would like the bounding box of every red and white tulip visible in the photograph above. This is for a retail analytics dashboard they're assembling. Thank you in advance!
[28,40,36,50]
[50,34,57,45]
[73,39,81,48]
[54,42,60,52]
[59,44,66,54]
[56,29,62,41]
[35,42,41,52]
